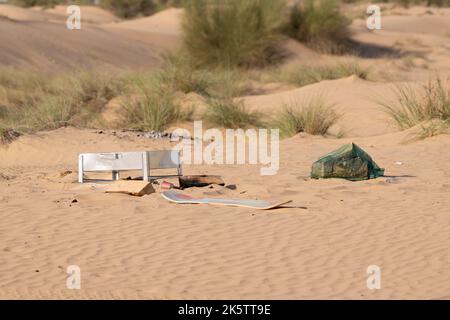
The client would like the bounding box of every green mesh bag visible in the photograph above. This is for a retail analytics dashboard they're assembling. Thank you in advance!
[311,143,385,181]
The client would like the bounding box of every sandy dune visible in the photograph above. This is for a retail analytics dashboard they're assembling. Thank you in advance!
[350,7,450,77]
[243,75,403,137]
[0,4,171,70]
[0,4,64,22]
[106,8,182,35]
[0,4,119,24]
[0,6,186,70]
[381,14,450,36]
[0,17,162,71]
[1,5,450,300]
[102,8,183,51]
[36,5,120,24]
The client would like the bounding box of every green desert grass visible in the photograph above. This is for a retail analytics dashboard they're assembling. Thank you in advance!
[10,0,63,7]
[120,79,193,131]
[149,55,260,129]
[287,0,352,54]
[122,53,245,99]
[0,68,121,133]
[182,0,286,68]
[10,0,181,16]
[0,123,5,137]
[271,61,369,87]
[10,0,98,7]
[155,54,244,97]
[204,96,261,129]
[380,78,450,137]
[101,0,182,19]
[182,0,356,62]
[0,62,247,136]
[275,96,340,137]
[100,0,157,18]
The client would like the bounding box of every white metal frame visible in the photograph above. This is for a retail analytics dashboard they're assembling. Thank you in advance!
[78,150,182,183]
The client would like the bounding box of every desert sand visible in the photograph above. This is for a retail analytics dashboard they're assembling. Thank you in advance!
[0,4,449,299]
[0,5,162,71]
[36,5,120,24]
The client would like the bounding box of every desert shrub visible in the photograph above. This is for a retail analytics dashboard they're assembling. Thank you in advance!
[287,0,351,53]
[275,97,340,137]
[121,80,188,131]
[204,96,261,128]
[0,68,52,129]
[100,0,180,19]
[29,71,119,130]
[0,68,120,132]
[381,78,450,133]
[415,119,449,139]
[20,96,81,130]
[100,0,156,18]
[9,0,100,7]
[11,0,183,13]
[276,62,368,87]
[56,71,120,112]
[9,0,65,7]
[154,54,242,97]
[381,0,416,7]
[334,62,369,79]
[0,68,48,92]
[157,54,216,95]
[426,0,450,6]
[182,0,286,68]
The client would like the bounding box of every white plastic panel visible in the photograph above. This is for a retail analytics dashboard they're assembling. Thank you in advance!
[80,152,145,171]
[147,150,180,169]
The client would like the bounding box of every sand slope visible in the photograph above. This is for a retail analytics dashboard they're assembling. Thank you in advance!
[0,4,63,22]
[0,18,162,71]
[106,8,182,35]
[0,4,119,24]
[243,76,403,137]
[0,6,187,70]
[37,5,120,24]
[102,8,183,51]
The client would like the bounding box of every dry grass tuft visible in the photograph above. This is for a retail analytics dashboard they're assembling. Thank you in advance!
[287,0,351,54]
[275,96,340,137]
[274,61,369,87]
[380,78,450,137]
[204,96,261,129]
[182,0,286,68]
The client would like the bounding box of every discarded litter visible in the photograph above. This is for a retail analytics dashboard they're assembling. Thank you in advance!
[161,190,292,210]
[78,150,182,183]
[160,181,176,190]
[179,175,225,189]
[311,142,385,181]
